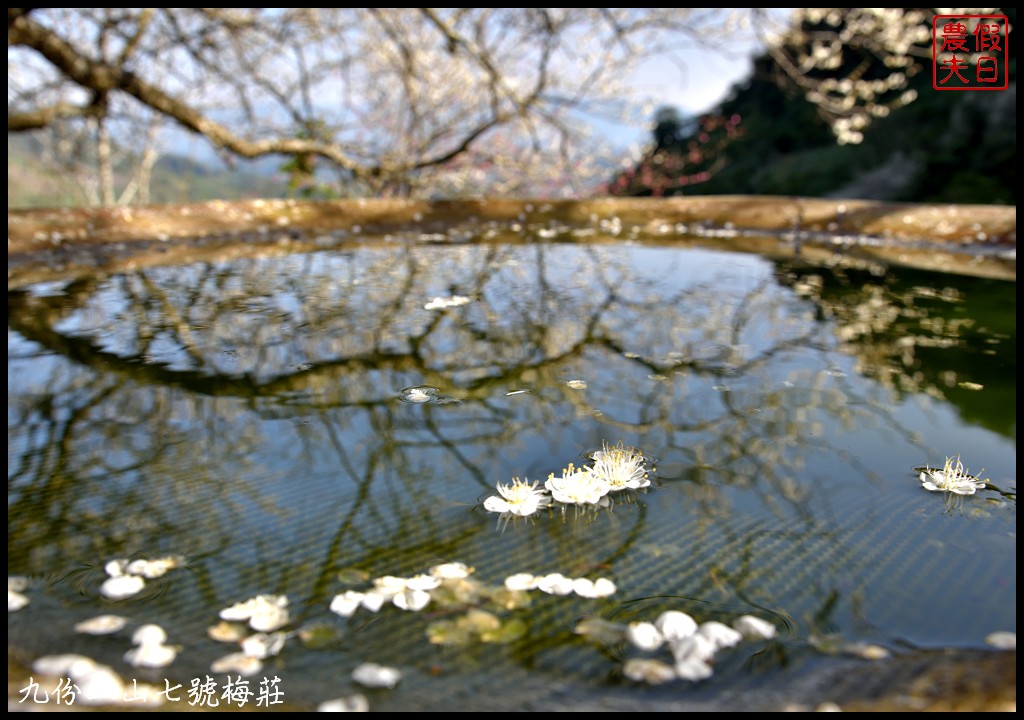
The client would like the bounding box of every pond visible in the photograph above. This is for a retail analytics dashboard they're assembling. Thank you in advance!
[7,219,1016,711]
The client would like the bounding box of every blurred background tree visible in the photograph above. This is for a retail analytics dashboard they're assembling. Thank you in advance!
[610,8,1016,204]
[8,8,1015,206]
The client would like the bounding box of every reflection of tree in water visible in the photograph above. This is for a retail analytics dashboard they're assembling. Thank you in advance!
[7,236,1015,705]
[8,238,951,566]
[775,262,1016,439]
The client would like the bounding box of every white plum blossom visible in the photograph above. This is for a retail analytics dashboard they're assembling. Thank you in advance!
[220,594,290,632]
[733,614,777,640]
[544,463,611,506]
[589,441,651,491]
[920,455,987,495]
[483,477,551,517]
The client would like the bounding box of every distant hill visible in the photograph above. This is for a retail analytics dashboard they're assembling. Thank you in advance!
[8,133,292,209]
[610,9,1016,206]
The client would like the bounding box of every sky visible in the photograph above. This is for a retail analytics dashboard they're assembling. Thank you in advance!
[588,8,791,149]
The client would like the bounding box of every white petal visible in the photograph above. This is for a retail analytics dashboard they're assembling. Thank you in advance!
[75,663,129,705]
[622,658,677,684]
[211,652,263,677]
[75,615,129,635]
[429,562,472,579]
[733,614,777,640]
[537,573,575,595]
[670,633,717,665]
[626,621,664,651]
[124,642,176,668]
[33,654,98,678]
[352,662,402,689]
[100,574,146,600]
[698,621,742,650]
[360,591,387,612]
[9,589,29,611]
[590,578,617,597]
[318,694,370,712]
[241,632,287,659]
[504,573,538,591]
[104,559,130,577]
[674,654,714,681]
[249,604,290,632]
[405,574,441,592]
[330,591,364,618]
[393,588,431,612]
[373,576,408,598]
[655,610,697,642]
[131,623,167,646]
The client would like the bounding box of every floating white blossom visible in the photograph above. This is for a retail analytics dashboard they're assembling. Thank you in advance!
[545,464,611,506]
[9,577,29,610]
[673,654,715,682]
[211,652,263,677]
[424,295,471,310]
[920,455,987,495]
[208,621,249,642]
[537,573,575,596]
[318,694,370,712]
[571,577,617,598]
[656,611,698,643]
[9,590,29,612]
[104,559,130,577]
[733,614,777,640]
[669,632,717,665]
[429,562,473,579]
[32,654,138,706]
[504,573,539,591]
[590,441,651,491]
[352,662,402,689]
[372,575,409,599]
[404,574,442,592]
[330,590,366,618]
[241,632,288,659]
[125,642,177,668]
[220,594,290,632]
[483,478,551,517]
[392,587,431,612]
[360,591,387,613]
[565,379,588,389]
[124,624,177,668]
[403,388,433,403]
[697,621,743,651]
[124,556,183,578]
[626,621,664,651]
[100,574,146,600]
[75,615,130,635]
[623,658,677,685]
